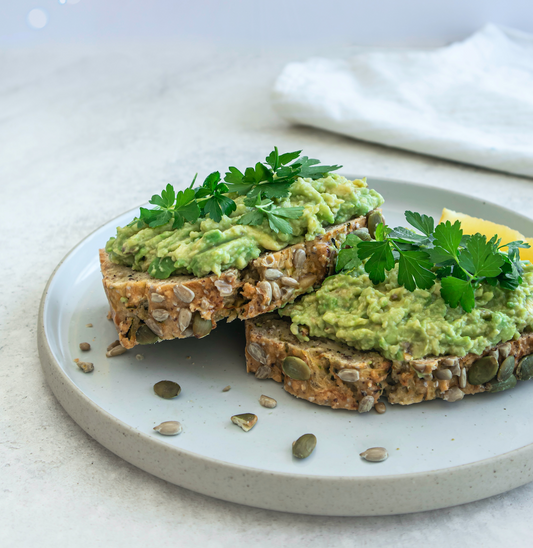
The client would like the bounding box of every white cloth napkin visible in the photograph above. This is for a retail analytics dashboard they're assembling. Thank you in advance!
[272,24,533,178]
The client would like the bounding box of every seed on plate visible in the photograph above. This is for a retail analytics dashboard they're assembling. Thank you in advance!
[247,342,267,364]
[497,355,515,382]
[468,356,499,385]
[136,325,159,344]
[152,309,170,322]
[86,323,93,328]
[259,395,277,408]
[79,342,91,351]
[292,434,317,459]
[153,421,182,436]
[516,354,533,381]
[435,369,453,381]
[178,308,192,332]
[151,293,165,303]
[74,359,94,373]
[488,374,517,393]
[375,402,386,414]
[106,345,127,357]
[264,268,283,281]
[192,313,212,339]
[135,354,144,361]
[154,380,181,399]
[280,276,299,288]
[282,356,311,381]
[358,395,375,413]
[222,385,231,392]
[293,248,306,269]
[337,368,360,382]
[255,365,271,379]
[174,284,195,304]
[107,340,120,351]
[360,447,388,462]
[231,413,257,432]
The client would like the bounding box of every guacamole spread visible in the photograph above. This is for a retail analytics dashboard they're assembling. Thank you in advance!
[106,175,384,278]
[282,263,533,360]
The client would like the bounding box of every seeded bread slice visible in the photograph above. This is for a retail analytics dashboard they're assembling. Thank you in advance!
[101,213,371,349]
[244,315,533,412]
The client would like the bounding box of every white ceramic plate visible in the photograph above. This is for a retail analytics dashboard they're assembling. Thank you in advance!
[38,177,533,516]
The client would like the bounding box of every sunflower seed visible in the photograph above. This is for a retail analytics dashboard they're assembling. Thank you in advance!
[497,355,515,382]
[152,309,169,322]
[174,284,195,304]
[259,395,277,408]
[468,356,499,385]
[151,293,165,303]
[153,421,182,436]
[136,324,159,344]
[255,365,271,379]
[358,395,375,413]
[214,280,233,296]
[107,340,121,351]
[192,314,212,339]
[178,308,192,332]
[459,367,467,388]
[360,447,388,462]
[74,359,94,373]
[144,318,164,338]
[282,356,311,380]
[79,342,91,351]
[270,281,281,301]
[281,287,295,300]
[264,268,283,281]
[247,342,267,364]
[499,343,512,360]
[293,248,306,269]
[231,413,257,432]
[154,380,181,399]
[263,255,276,267]
[257,281,272,306]
[222,385,231,392]
[106,345,127,357]
[280,276,299,288]
[443,387,464,402]
[292,433,317,459]
[337,368,360,382]
[375,402,386,414]
[435,369,453,380]
[299,274,317,289]
[441,357,458,367]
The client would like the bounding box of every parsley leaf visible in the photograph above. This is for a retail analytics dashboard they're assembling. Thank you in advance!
[336,233,363,273]
[397,250,436,291]
[405,211,434,237]
[458,233,504,278]
[357,240,395,284]
[440,276,476,312]
[237,198,304,235]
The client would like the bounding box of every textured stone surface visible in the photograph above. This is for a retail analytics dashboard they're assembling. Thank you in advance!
[2,42,533,547]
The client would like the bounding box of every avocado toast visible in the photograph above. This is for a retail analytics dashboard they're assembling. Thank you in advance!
[101,148,384,348]
[244,211,533,410]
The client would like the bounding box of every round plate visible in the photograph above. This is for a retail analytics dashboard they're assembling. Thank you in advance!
[38,177,533,516]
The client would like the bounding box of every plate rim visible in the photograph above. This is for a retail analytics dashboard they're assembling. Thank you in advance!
[38,175,533,516]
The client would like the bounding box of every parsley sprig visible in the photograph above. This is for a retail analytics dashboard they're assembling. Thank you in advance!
[237,196,305,234]
[336,211,530,312]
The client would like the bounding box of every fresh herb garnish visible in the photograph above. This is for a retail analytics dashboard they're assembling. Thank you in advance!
[336,211,530,312]
[237,196,305,235]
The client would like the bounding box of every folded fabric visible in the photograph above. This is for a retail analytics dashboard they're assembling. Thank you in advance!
[272,24,533,178]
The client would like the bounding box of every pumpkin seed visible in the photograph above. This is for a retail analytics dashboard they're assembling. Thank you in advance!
[282,356,311,380]
[353,228,372,241]
[293,248,306,269]
[280,276,299,288]
[264,268,283,281]
[259,395,277,408]
[153,421,182,436]
[358,395,375,413]
[222,385,231,392]
[435,369,453,381]
[375,402,386,414]
[497,355,515,382]
[467,355,498,385]
[488,374,517,393]
[247,342,267,364]
[74,359,94,373]
[174,284,195,304]
[192,313,212,339]
[231,413,258,432]
[255,366,271,379]
[214,279,233,296]
[178,308,192,332]
[106,345,127,357]
[337,368,360,382]
[292,434,317,459]
[360,447,388,462]
[367,210,385,239]
[79,342,91,351]
[517,354,533,381]
[443,387,464,402]
[136,324,159,345]
[154,380,181,399]
[152,309,169,322]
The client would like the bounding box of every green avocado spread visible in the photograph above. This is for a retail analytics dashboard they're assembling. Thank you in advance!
[281,263,533,361]
[106,175,384,278]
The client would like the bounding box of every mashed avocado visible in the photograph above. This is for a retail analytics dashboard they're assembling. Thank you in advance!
[106,174,384,277]
[282,263,533,360]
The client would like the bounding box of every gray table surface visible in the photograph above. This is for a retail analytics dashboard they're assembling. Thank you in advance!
[2,42,533,547]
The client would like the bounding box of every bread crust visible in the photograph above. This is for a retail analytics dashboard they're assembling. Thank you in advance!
[100,214,369,348]
[244,315,533,411]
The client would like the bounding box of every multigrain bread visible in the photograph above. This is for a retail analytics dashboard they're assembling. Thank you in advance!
[244,315,533,411]
[101,213,373,349]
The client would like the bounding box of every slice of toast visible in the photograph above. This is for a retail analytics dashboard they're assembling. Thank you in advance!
[101,213,371,348]
[244,315,533,411]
